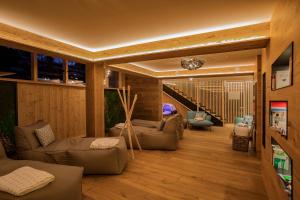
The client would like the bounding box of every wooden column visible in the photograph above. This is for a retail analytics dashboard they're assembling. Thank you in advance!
[63,59,68,84]
[86,62,105,137]
[31,52,38,81]
[118,71,125,89]
[255,55,262,153]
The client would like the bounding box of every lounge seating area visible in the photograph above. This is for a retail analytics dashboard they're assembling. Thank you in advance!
[109,114,184,150]
[15,121,128,175]
[0,143,83,200]
[0,0,299,200]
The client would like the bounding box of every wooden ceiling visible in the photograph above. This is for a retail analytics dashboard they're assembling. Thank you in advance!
[0,0,275,50]
[0,1,275,77]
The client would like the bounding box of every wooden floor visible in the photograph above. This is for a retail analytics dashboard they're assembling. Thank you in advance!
[82,125,268,200]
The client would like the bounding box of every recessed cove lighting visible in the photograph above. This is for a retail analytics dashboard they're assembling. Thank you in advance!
[130,63,255,72]
[156,71,255,78]
[95,36,268,61]
[1,19,268,53]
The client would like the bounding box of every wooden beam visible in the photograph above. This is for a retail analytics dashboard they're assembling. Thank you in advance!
[95,22,270,62]
[0,22,92,61]
[0,38,90,64]
[102,38,269,64]
[86,63,105,137]
[0,22,270,62]
[31,52,38,81]
[63,59,69,84]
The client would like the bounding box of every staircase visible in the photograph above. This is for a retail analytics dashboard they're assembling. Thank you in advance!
[163,84,223,126]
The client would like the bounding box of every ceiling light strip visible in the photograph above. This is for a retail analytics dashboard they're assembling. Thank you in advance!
[94,36,268,61]
[156,71,255,78]
[130,63,255,72]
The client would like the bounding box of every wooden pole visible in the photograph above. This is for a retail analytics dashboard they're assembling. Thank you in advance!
[117,86,142,159]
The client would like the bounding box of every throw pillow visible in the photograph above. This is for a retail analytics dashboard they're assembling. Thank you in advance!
[194,116,204,121]
[0,166,55,196]
[194,112,206,121]
[158,119,166,131]
[0,132,16,156]
[35,124,55,147]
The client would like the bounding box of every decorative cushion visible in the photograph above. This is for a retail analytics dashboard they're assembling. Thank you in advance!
[0,133,15,156]
[194,116,204,121]
[35,124,55,147]
[15,120,47,151]
[157,119,166,131]
[90,138,120,149]
[243,115,253,125]
[0,142,6,159]
[205,115,212,121]
[194,112,206,121]
[163,116,178,134]
[0,166,55,196]
[235,117,244,124]
[187,111,196,120]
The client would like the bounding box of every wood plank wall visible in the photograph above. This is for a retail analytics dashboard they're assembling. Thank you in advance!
[17,82,86,139]
[260,1,300,199]
[125,74,162,121]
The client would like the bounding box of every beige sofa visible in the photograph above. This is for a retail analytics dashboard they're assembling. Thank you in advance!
[15,121,128,175]
[109,114,181,150]
[132,114,185,139]
[0,143,83,200]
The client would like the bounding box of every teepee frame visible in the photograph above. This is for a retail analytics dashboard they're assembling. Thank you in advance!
[117,85,142,159]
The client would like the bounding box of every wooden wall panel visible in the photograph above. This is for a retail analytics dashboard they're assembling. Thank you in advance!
[125,75,162,121]
[17,83,86,139]
[261,1,300,200]
[162,92,190,118]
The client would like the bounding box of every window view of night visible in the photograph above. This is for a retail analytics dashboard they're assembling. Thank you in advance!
[0,45,31,80]
[108,70,119,88]
[68,60,85,85]
[37,54,64,83]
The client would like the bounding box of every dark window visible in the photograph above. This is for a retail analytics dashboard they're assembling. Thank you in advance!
[68,61,85,83]
[37,54,64,83]
[0,45,31,80]
[108,70,119,88]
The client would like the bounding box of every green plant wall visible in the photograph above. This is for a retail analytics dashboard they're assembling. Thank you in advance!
[104,89,126,133]
[0,82,17,144]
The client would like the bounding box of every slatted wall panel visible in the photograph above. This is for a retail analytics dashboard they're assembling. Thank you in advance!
[223,81,254,123]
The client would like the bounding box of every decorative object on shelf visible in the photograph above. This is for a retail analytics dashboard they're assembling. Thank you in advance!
[181,57,205,70]
[270,101,288,138]
[271,138,293,199]
[117,85,142,159]
[271,42,293,90]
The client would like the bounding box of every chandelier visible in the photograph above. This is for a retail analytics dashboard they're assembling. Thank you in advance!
[181,57,204,70]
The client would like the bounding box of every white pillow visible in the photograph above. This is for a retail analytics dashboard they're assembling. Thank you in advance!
[35,124,55,147]
[90,138,120,149]
[0,166,55,196]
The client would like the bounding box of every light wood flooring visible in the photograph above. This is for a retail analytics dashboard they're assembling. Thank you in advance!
[82,125,268,200]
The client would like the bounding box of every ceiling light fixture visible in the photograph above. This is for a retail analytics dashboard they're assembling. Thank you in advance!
[181,57,205,70]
